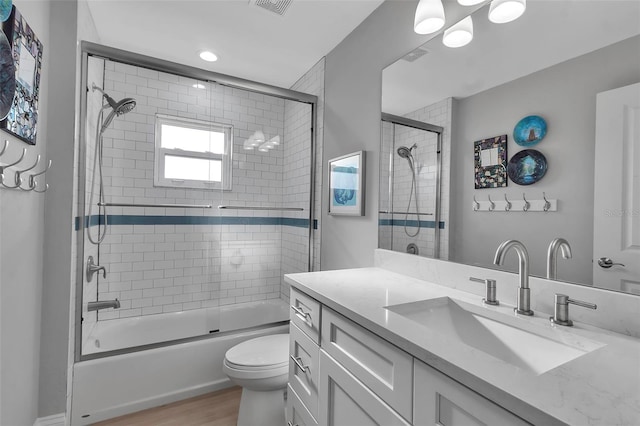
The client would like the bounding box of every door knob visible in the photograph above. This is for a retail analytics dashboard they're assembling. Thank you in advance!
[597,257,625,269]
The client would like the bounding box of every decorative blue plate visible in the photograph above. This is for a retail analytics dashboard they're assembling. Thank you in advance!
[513,115,547,147]
[0,0,11,23]
[507,149,547,185]
[0,29,15,121]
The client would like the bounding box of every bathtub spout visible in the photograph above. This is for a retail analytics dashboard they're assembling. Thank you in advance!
[88,299,120,312]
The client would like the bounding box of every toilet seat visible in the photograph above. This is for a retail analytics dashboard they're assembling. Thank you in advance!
[224,334,289,370]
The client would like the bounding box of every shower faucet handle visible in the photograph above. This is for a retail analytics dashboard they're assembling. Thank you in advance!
[86,256,107,282]
[469,277,499,305]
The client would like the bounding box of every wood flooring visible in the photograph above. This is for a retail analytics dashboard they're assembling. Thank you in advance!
[93,386,242,426]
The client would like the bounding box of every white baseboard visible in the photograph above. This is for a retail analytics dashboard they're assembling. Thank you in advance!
[34,413,66,426]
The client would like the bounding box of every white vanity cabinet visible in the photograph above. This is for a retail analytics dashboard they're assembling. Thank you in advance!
[413,360,531,426]
[287,287,529,426]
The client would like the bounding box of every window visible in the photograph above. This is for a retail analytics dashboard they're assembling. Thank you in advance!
[154,114,233,190]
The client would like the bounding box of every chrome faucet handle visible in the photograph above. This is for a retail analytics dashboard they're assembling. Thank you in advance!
[86,256,107,282]
[469,277,499,306]
[550,293,597,327]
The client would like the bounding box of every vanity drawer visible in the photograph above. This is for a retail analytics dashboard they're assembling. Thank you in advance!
[290,287,321,344]
[286,384,318,426]
[289,322,320,419]
[320,307,413,422]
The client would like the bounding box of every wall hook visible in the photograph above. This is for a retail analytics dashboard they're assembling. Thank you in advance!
[0,148,27,188]
[522,193,530,212]
[32,182,49,193]
[26,159,51,191]
[487,194,495,211]
[473,195,480,211]
[543,192,551,212]
[13,154,41,189]
[0,140,8,158]
[504,194,512,211]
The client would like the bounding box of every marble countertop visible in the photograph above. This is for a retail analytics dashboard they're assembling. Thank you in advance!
[285,267,640,426]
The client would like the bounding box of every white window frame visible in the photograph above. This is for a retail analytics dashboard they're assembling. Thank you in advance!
[154,114,233,190]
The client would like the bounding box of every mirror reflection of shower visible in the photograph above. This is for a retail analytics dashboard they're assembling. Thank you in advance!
[87,83,137,245]
[396,143,421,237]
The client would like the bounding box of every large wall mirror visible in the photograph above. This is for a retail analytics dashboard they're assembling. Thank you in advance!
[380,0,640,295]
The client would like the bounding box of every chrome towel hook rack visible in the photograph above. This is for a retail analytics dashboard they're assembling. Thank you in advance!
[471,191,557,212]
[0,140,51,193]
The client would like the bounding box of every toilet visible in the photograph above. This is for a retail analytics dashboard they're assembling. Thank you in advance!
[223,333,290,426]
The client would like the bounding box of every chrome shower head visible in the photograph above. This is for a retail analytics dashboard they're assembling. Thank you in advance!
[397,143,417,159]
[92,83,137,132]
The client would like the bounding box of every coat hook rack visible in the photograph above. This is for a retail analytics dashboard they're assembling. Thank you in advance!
[0,140,51,193]
[472,191,558,212]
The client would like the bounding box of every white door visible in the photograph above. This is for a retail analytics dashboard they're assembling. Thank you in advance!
[593,82,640,293]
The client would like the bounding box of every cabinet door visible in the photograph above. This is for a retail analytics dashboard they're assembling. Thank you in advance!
[287,385,318,426]
[414,360,531,426]
[318,350,411,426]
[321,307,413,421]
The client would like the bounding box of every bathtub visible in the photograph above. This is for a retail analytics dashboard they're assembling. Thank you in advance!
[71,299,290,425]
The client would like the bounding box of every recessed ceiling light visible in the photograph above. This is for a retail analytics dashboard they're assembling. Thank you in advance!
[199,50,218,62]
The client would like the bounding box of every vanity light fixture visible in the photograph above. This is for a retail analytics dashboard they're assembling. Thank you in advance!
[199,50,218,62]
[443,16,473,48]
[267,135,280,146]
[414,0,446,34]
[192,83,206,89]
[488,0,526,24]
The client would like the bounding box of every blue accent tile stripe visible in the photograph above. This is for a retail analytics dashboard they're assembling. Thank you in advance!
[75,215,315,230]
[379,219,445,229]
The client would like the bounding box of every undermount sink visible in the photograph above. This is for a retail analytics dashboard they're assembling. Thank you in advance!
[385,297,604,375]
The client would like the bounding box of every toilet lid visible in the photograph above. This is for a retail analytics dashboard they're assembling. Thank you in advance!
[225,334,289,368]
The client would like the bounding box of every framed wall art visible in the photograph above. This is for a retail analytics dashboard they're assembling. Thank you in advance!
[328,150,365,216]
[1,5,43,145]
[474,134,508,189]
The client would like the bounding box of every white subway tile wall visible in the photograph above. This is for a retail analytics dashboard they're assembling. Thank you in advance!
[379,98,452,260]
[81,59,315,321]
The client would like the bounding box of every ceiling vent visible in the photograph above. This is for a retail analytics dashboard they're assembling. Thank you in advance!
[402,47,429,63]
[252,0,292,16]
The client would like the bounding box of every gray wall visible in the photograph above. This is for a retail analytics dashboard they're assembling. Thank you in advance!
[0,1,50,424]
[450,36,640,284]
[38,0,81,417]
[321,0,480,270]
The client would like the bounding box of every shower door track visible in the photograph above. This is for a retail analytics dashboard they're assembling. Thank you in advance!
[381,112,444,259]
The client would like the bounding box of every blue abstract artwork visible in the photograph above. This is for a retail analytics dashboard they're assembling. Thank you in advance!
[328,151,365,216]
[507,149,547,185]
[332,166,357,207]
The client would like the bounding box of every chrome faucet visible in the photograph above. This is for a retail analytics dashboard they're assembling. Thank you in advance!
[546,238,572,280]
[86,256,107,282]
[88,299,120,312]
[493,240,533,316]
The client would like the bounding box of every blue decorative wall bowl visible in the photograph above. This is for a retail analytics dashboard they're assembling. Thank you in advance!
[507,149,548,185]
[0,0,11,22]
[513,115,547,147]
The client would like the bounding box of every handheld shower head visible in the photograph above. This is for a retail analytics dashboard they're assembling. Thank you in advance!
[397,143,417,160]
[92,83,137,132]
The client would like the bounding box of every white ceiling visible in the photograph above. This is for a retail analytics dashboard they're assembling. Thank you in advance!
[382,0,640,116]
[86,0,385,88]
